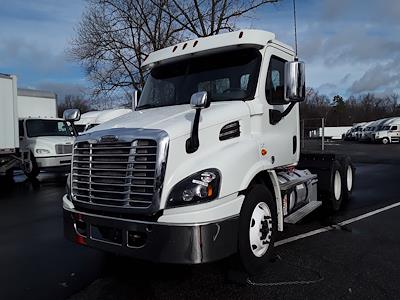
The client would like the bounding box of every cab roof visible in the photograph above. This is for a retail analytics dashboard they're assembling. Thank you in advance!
[143,29,292,67]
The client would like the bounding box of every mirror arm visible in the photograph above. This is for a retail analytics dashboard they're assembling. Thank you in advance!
[69,121,79,137]
[186,108,201,153]
[269,102,297,125]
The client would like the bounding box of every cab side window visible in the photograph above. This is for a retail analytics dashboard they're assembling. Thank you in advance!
[18,120,24,137]
[391,126,398,130]
[266,56,286,105]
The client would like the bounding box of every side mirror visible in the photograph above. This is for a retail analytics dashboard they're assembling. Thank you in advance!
[63,109,81,122]
[284,61,305,102]
[190,91,210,109]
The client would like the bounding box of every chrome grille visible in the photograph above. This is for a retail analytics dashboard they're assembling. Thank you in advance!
[56,144,73,154]
[71,139,158,209]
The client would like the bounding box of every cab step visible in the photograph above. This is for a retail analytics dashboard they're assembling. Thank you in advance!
[284,201,322,224]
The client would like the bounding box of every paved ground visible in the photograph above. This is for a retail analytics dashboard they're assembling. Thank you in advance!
[1,141,399,299]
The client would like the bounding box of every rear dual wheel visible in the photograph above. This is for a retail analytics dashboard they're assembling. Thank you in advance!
[340,157,355,202]
[323,160,343,212]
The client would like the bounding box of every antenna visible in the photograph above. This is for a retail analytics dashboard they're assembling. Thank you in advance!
[292,0,298,60]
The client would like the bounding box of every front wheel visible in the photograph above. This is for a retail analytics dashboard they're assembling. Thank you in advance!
[237,184,277,275]
[382,137,390,144]
[23,154,40,179]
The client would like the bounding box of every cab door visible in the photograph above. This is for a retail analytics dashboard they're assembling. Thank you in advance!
[258,45,299,168]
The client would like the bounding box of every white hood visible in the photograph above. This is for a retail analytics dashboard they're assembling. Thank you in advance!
[88,102,250,140]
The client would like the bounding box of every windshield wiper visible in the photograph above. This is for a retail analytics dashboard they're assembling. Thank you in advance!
[135,104,158,110]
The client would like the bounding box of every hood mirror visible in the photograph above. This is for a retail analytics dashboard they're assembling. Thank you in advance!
[63,109,81,122]
[190,91,210,109]
[187,91,211,154]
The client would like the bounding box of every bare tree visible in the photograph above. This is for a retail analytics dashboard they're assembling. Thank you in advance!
[70,0,280,100]
[161,0,279,37]
[69,0,184,96]
[57,95,91,117]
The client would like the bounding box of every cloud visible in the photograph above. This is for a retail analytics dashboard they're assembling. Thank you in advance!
[349,58,400,94]
[258,0,400,96]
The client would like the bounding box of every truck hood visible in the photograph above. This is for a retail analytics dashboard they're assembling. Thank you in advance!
[88,102,250,140]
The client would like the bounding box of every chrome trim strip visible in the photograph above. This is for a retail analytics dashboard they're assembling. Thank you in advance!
[64,205,239,227]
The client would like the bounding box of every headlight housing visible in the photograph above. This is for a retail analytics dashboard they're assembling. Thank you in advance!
[36,148,50,154]
[167,169,221,208]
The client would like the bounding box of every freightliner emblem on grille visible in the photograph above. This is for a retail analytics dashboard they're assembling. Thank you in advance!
[99,135,119,143]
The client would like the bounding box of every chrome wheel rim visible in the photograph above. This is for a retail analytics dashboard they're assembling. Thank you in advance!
[334,170,342,201]
[249,202,273,257]
[346,166,353,192]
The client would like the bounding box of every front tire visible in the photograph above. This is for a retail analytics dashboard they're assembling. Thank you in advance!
[24,154,40,179]
[238,184,277,275]
[382,137,390,144]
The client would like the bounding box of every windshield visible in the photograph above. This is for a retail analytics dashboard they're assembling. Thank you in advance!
[26,119,73,138]
[86,123,99,130]
[75,124,86,133]
[138,48,262,109]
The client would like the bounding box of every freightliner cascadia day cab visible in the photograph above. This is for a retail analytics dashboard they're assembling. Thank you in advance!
[63,30,355,274]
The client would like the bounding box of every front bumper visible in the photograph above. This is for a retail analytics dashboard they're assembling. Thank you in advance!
[36,155,71,168]
[63,198,239,264]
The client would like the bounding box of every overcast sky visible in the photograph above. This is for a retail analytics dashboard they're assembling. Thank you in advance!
[1,0,399,100]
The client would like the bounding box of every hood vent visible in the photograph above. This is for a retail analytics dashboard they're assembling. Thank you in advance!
[219,121,240,141]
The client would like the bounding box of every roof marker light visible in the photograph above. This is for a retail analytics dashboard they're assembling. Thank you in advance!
[172,45,178,52]
[193,41,198,47]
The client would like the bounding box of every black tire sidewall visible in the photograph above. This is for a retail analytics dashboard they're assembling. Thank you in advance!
[238,184,277,275]
[24,154,40,178]
[329,161,343,211]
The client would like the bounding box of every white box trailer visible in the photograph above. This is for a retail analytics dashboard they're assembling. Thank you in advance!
[0,74,19,154]
[0,74,30,177]
[17,88,57,118]
[310,126,352,140]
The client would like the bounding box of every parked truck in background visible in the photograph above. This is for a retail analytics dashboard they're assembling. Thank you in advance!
[63,30,355,274]
[75,108,132,134]
[0,74,27,179]
[373,117,400,144]
[0,74,75,179]
[18,88,75,178]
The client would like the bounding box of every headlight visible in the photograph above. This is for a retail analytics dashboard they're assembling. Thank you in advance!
[167,169,221,208]
[36,148,50,154]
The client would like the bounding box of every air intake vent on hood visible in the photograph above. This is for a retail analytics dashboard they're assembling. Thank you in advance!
[219,121,240,141]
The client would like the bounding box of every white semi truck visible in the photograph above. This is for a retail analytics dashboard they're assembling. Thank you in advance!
[63,30,355,274]
[373,117,400,144]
